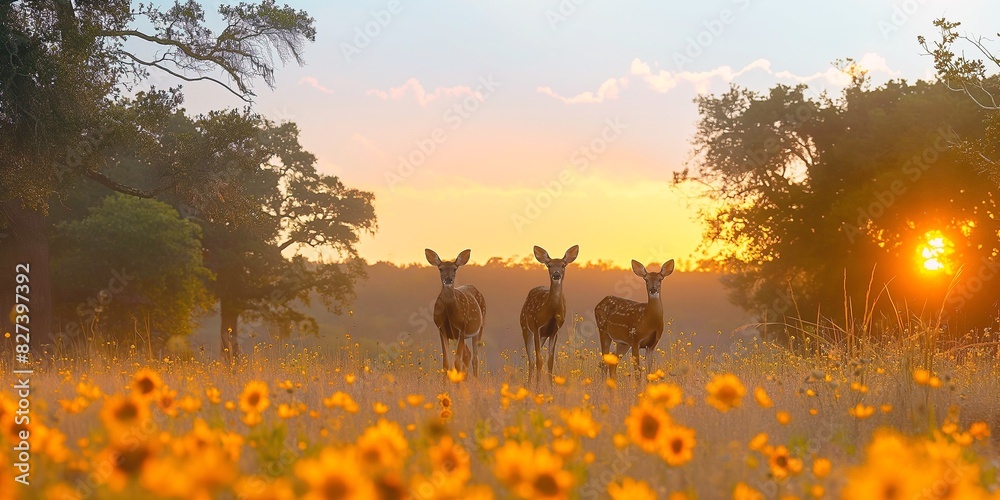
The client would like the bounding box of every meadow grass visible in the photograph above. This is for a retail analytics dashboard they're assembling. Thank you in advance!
[1,324,998,499]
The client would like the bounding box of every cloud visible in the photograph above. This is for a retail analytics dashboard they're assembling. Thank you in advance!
[537,77,628,104]
[367,78,483,106]
[350,132,390,160]
[298,76,335,94]
[539,53,898,103]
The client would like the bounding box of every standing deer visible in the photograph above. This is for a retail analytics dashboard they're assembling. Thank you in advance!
[595,259,674,379]
[520,245,579,382]
[426,249,486,377]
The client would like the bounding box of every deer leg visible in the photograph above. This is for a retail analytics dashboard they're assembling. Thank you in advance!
[457,336,468,374]
[598,326,612,379]
[472,331,481,378]
[440,332,451,375]
[533,329,543,381]
[611,342,630,380]
[631,341,642,379]
[547,332,557,379]
[522,327,534,383]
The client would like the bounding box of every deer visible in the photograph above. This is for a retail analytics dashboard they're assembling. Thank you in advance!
[520,245,579,382]
[595,259,674,380]
[426,249,486,377]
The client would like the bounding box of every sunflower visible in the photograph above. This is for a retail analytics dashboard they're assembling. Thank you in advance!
[429,436,471,482]
[643,382,683,409]
[493,440,535,487]
[659,425,696,466]
[607,477,657,500]
[705,373,745,412]
[849,403,875,419]
[295,447,376,500]
[733,482,764,500]
[239,381,271,414]
[519,446,573,500]
[560,407,600,438]
[753,387,773,408]
[767,445,803,480]
[323,391,360,413]
[97,439,158,492]
[131,368,163,399]
[100,394,151,443]
[625,402,671,453]
[233,476,296,500]
[356,418,410,471]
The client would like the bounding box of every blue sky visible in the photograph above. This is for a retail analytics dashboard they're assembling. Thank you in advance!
[164,0,1000,266]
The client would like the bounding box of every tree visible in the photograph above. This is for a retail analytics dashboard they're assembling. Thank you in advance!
[51,194,213,352]
[0,0,315,346]
[185,118,376,364]
[678,77,998,344]
[919,19,1000,186]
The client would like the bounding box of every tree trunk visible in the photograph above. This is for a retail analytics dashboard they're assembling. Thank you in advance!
[0,201,55,357]
[219,298,241,365]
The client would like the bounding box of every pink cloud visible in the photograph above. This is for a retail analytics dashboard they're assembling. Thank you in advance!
[298,76,335,94]
[539,54,897,103]
[367,78,483,106]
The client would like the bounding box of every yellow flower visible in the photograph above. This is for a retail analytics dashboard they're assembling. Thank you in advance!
[430,436,471,482]
[768,445,803,480]
[372,402,389,415]
[879,404,893,414]
[205,387,222,404]
[239,381,270,414]
[447,368,466,383]
[560,407,600,438]
[706,373,746,412]
[776,410,792,425]
[625,402,671,453]
[603,353,619,366]
[754,387,773,408]
[356,419,410,471]
[734,482,764,500]
[608,477,657,500]
[552,437,576,457]
[812,457,831,478]
[913,369,942,388]
[100,394,151,443]
[493,440,534,488]
[131,368,163,400]
[295,447,375,500]
[644,382,683,409]
[659,425,696,466]
[233,476,296,500]
[748,432,768,451]
[969,421,990,440]
[405,394,425,406]
[323,391,359,413]
[849,403,875,419]
[438,392,452,408]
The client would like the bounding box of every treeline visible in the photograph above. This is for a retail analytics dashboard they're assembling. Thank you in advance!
[0,2,374,361]
[678,19,1000,345]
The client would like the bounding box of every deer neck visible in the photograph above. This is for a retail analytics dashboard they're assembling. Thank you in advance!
[643,292,663,322]
[439,285,457,304]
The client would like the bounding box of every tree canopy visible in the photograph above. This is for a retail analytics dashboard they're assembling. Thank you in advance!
[679,75,998,343]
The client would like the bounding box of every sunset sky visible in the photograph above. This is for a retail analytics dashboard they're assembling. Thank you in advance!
[160,0,1000,268]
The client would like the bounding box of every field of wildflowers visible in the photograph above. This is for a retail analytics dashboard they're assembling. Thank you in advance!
[1,328,998,499]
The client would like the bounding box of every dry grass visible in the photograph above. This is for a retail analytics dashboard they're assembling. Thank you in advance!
[1,326,999,499]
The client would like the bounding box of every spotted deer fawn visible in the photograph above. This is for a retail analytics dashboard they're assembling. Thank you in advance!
[426,249,486,377]
[595,259,674,379]
[520,245,579,382]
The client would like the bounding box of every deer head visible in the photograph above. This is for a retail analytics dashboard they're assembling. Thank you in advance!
[631,259,675,297]
[426,249,471,288]
[533,245,580,283]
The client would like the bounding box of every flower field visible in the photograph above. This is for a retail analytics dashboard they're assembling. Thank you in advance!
[2,331,999,499]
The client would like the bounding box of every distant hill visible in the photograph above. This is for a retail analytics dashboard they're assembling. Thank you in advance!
[191,262,752,364]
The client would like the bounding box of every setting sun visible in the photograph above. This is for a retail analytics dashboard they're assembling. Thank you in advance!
[918,230,954,273]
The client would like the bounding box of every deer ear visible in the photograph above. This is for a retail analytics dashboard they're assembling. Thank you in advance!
[425,249,442,267]
[631,259,647,277]
[533,246,551,264]
[455,249,472,266]
[660,259,675,277]
[563,245,580,264]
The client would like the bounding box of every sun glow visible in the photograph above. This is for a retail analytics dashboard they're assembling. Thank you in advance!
[917,230,954,274]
